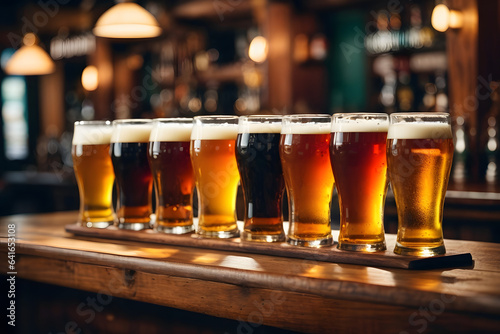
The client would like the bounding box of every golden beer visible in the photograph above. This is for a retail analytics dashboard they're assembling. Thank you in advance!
[190,116,240,238]
[72,121,115,228]
[148,118,194,234]
[331,113,389,252]
[111,120,153,230]
[280,115,334,247]
[387,113,453,256]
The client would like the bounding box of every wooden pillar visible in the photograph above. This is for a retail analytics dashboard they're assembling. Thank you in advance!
[39,62,64,137]
[264,1,293,113]
[90,37,114,120]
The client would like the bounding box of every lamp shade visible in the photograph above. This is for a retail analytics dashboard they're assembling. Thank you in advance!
[5,40,55,76]
[93,3,162,39]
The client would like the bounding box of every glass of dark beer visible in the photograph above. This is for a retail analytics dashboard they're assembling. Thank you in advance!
[111,119,153,230]
[190,116,240,238]
[148,118,194,234]
[387,112,453,256]
[236,115,285,242]
[331,113,389,252]
[72,121,115,228]
[280,115,334,247]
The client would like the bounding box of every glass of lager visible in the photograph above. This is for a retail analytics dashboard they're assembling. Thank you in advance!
[280,115,334,247]
[387,112,453,256]
[331,113,389,252]
[111,119,153,230]
[72,121,115,228]
[236,115,285,242]
[190,116,240,238]
[148,118,195,234]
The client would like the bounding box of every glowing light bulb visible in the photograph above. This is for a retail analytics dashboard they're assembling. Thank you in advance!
[248,36,268,63]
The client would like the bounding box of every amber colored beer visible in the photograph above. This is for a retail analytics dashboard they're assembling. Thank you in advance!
[111,120,153,230]
[331,113,389,252]
[280,115,334,247]
[387,113,453,256]
[236,116,285,242]
[148,119,194,234]
[190,116,240,238]
[72,121,115,228]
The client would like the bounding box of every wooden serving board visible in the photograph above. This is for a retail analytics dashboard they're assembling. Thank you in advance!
[65,223,473,270]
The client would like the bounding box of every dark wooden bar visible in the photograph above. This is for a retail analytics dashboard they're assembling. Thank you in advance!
[1,211,499,333]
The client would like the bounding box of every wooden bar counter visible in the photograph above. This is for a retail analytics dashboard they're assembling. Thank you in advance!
[1,211,500,333]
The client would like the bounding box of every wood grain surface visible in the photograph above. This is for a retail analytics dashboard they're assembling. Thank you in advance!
[64,222,473,270]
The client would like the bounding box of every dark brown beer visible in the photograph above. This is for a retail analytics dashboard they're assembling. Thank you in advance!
[111,120,153,230]
[236,117,285,242]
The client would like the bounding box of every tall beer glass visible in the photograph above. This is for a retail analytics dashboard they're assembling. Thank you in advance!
[236,115,285,242]
[280,115,334,247]
[111,119,153,230]
[149,118,194,234]
[72,121,115,228]
[331,113,389,252]
[190,116,240,238]
[387,112,453,256]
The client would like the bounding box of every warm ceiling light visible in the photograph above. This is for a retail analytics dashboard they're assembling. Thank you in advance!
[248,36,268,63]
[5,33,55,76]
[81,65,99,91]
[93,2,162,39]
[431,4,463,32]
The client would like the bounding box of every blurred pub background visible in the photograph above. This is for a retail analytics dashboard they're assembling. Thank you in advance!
[0,0,499,241]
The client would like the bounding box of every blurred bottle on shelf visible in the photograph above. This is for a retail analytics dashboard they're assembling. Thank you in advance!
[481,82,500,185]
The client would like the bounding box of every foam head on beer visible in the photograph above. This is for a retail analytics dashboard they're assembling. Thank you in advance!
[150,118,193,142]
[73,121,113,145]
[281,115,332,135]
[191,116,238,140]
[332,113,389,133]
[111,120,152,143]
[387,113,452,139]
[238,116,282,134]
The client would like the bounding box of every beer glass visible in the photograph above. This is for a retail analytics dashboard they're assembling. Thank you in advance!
[111,119,153,230]
[236,115,285,242]
[72,121,115,228]
[280,115,334,247]
[387,112,453,256]
[331,113,389,252]
[148,118,194,234]
[190,116,240,238]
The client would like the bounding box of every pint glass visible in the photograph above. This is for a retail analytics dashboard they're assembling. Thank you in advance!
[387,112,453,256]
[72,121,115,228]
[236,115,285,242]
[280,115,334,247]
[331,113,389,252]
[190,116,240,238]
[148,118,194,234]
[111,119,153,230]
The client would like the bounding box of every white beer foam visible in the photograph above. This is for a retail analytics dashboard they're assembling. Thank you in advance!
[191,124,238,140]
[72,125,113,145]
[150,123,193,142]
[387,122,452,139]
[111,123,152,143]
[332,119,389,133]
[239,122,282,134]
[281,122,331,135]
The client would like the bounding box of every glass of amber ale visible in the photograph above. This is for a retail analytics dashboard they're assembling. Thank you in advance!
[236,115,285,242]
[111,119,153,230]
[331,113,389,252]
[387,112,453,256]
[72,121,115,228]
[190,116,240,238]
[148,118,194,234]
[280,115,334,247]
